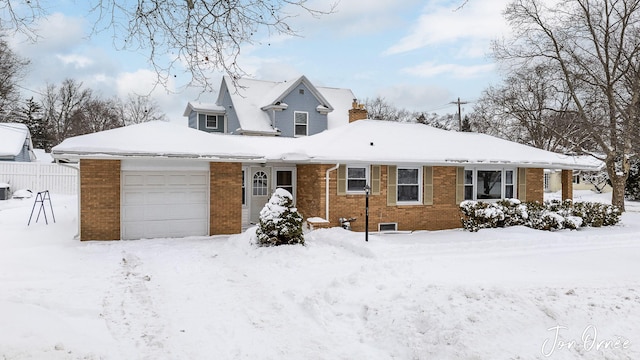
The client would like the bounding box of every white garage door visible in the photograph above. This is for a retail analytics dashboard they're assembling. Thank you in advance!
[121,171,209,240]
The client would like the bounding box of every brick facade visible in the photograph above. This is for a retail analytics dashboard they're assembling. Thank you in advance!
[561,169,573,201]
[80,159,121,241]
[210,162,243,234]
[525,168,544,203]
[296,165,462,231]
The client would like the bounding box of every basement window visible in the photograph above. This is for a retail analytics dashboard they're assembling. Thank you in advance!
[378,223,398,232]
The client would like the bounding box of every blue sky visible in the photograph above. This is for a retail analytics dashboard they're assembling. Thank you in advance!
[7,0,513,122]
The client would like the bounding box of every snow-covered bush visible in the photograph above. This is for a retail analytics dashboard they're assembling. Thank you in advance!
[625,157,640,200]
[460,199,620,232]
[256,188,304,246]
[572,201,621,227]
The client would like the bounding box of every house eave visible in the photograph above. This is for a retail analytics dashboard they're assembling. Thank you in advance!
[51,151,266,163]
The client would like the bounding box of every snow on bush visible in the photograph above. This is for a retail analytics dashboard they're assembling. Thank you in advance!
[460,199,620,232]
[256,188,304,246]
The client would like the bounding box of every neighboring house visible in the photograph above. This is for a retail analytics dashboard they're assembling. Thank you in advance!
[545,156,611,193]
[0,123,36,162]
[52,103,596,241]
[183,76,357,136]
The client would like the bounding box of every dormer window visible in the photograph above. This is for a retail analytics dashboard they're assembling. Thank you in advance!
[294,112,308,137]
[199,113,224,130]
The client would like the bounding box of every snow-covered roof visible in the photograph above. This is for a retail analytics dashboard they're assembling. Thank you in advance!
[217,76,356,134]
[51,120,600,170]
[51,121,264,161]
[182,102,226,117]
[0,123,30,157]
[295,120,598,170]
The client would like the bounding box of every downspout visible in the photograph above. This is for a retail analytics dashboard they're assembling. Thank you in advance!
[325,163,340,222]
[56,159,80,240]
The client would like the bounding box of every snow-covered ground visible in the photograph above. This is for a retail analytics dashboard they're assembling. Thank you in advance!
[1,191,639,359]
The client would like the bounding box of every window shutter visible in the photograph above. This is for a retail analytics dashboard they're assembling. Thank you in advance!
[371,165,381,195]
[387,165,397,206]
[423,166,433,205]
[337,165,346,195]
[455,167,465,204]
[518,168,527,201]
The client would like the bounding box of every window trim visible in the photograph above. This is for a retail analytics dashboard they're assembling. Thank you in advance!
[294,111,309,137]
[396,166,422,205]
[199,113,225,131]
[346,165,369,194]
[463,167,518,201]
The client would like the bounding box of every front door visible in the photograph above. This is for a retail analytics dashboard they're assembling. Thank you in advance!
[250,167,270,223]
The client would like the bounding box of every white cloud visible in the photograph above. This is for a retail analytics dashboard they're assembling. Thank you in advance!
[283,0,422,37]
[384,0,510,56]
[56,54,94,68]
[402,61,495,78]
[9,12,87,55]
[376,83,453,113]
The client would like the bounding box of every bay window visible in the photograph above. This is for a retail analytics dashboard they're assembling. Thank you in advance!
[464,168,517,201]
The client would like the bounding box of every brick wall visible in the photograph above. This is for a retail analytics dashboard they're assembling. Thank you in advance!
[561,169,573,201]
[80,159,120,241]
[296,164,462,231]
[526,168,544,203]
[210,162,242,234]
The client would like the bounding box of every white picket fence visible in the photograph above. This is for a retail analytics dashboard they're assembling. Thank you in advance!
[0,162,78,195]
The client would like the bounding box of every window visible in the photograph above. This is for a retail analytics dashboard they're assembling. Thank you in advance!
[347,166,368,193]
[505,170,514,198]
[199,113,223,129]
[464,168,516,201]
[276,170,293,196]
[464,169,474,200]
[294,112,308,137]
[242,170,246,205]
[477,170,502,199]
[573,174,581,184]
[397,167,421,203]
[252,171,268,196]
[299,88,305,95]
[544,172,550,191]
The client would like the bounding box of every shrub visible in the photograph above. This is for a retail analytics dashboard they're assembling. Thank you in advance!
[256,189,305,246]
[460,199,621,232]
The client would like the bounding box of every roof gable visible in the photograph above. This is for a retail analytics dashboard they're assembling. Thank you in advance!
[0,123,30,157]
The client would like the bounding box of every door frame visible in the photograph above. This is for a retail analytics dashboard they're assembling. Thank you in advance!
[246,165,297,224]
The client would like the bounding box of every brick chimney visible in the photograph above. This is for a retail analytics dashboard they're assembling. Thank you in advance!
[348,99,368,123]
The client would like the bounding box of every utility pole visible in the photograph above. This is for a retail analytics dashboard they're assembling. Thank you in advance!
[450,97,469,131]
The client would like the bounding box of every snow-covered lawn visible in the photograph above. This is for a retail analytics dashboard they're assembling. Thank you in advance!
[1,191,639,359]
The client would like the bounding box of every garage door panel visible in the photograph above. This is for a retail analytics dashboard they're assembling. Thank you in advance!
[121,170,209,240]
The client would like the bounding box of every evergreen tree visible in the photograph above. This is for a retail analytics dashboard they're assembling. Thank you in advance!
[626,157,640,201]
[256,189,304,246]
[461,115,472,132]
[15,97,49,150]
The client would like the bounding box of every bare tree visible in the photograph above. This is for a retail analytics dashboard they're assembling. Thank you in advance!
[75,97,122,135]
[0,37,29,117]
[471,64,590,153]
[41,79,92,146]
[1,0,336,92]
[120,94,167,125]
[494,0,640,211]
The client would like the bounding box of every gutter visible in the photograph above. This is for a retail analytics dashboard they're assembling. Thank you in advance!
[55,159,80,240]
[325,163,340,222]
